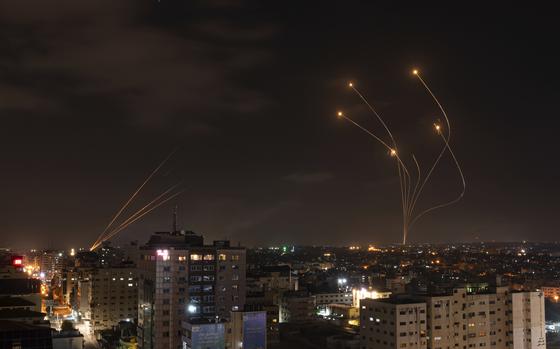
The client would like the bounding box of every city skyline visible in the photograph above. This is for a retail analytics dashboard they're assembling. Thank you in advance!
[2,2,560,249]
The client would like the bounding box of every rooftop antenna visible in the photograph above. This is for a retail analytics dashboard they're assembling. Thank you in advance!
[172,205,178,233]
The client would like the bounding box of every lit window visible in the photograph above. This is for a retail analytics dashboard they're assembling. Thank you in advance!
[231,255,240,261]
[219,254,227,261]
[157,249,170,260]
[203,254,215,261]
[178,256,187,261]
[190,254,202,261]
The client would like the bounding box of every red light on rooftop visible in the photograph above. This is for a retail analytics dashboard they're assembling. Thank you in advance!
[12,257,23,266]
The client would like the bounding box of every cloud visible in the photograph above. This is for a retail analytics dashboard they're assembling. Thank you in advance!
[284,172,335,184]
[188,197,301,238]
[0,84,58,112]
[0,0,276,131]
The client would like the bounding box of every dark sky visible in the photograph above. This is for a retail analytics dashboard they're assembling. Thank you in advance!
[1,1,559,249]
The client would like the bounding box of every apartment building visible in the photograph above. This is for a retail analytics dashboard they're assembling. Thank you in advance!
[422,287,545,349]
[278,290,315,323]
[359,298,427,349]
[90,265,137,331]
[511,292,546,349]
[246,265,297,293]
[360,287,546,349]
[314,292,353,306]
[245,293,280,344]
[137,231,246,349]
[228,310,267,349]
[541,286,559,301]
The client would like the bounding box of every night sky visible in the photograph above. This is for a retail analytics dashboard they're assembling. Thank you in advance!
[1,2,559,249]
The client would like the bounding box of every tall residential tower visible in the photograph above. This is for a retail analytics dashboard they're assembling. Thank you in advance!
[137,230,246,349]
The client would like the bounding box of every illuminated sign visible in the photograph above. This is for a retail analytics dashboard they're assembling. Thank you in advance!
[243,312,266,349]
[11,256,23,267]
[190,323,225,349]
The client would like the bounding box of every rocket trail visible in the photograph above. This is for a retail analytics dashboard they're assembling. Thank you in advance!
[350,84,411,229]
[338,112,412,181]
[91,189,185,250]
[338,69,465,244]
[408,130,466,231]
[106,183,180,237]
[92,149,176,247]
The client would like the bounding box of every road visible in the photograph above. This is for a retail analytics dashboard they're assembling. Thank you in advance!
[75,320,99,349]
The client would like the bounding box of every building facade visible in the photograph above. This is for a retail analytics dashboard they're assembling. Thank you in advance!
[359,287,546,349]
[228,311,267,349]
[314,292,353,306]
[278,290,315,323]
[137,231,246,349]
[360,298,427,349]
[90,266,137,331]
[541,286,559,301]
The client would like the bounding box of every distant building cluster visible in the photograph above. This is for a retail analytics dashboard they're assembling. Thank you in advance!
[1,239,559,348]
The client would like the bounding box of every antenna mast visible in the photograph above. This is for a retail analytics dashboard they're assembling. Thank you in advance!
[172,205,178,233]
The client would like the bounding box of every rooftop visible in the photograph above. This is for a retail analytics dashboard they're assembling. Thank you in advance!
[52,329,84,338]
[368,297,425,305]
[0,320,51,332]
[0,308,46,319]
[0,296,35,308]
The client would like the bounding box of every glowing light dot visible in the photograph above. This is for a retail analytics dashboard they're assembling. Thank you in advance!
[412,69,418,75]
[348,82,353,87]
[390,149,397,157]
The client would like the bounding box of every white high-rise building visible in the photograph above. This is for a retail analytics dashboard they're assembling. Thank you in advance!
[360,287,546,349]
[511,292,546,349]
[360,298,427,349]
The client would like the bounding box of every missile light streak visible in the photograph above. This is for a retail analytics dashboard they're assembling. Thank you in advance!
[337,69,466,244]
[92,149,176,247]
[90,150,183,251]
[90,189,185,251]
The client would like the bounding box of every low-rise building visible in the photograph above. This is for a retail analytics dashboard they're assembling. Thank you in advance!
[182,320,226,349]
[52,328,84,349]
[359,297,427,349]
[0,320,53,349]
[90,265,137,331]
[314,292,353,306]
[352,287,391,308]
[228,310,267,349]
[247,265,297,293]
[245,293,279,344]
[279,291,315,323]
[542,286,560,301]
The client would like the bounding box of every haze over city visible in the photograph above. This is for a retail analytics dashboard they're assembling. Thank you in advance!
[2,2,559,249]
[2,3,560,349]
